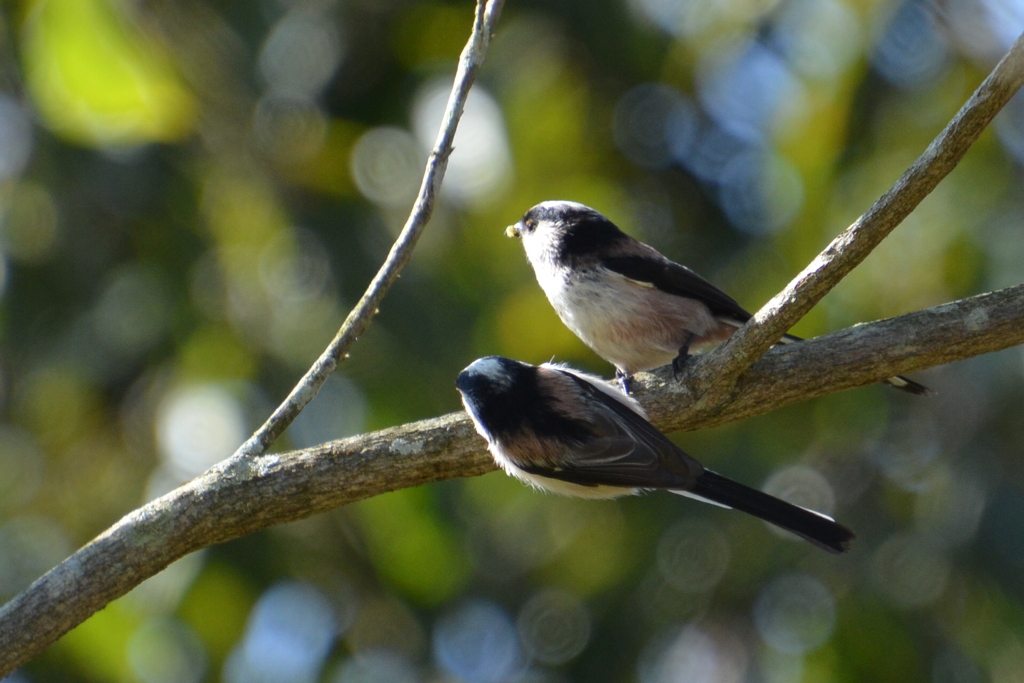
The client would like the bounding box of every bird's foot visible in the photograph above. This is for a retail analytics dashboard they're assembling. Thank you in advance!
[671,352,692,380]
[671,334,696,380]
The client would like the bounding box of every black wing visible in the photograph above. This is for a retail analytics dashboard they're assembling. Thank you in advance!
[525,370,856,553]
[517,371,705,490]
[603,248,752,323]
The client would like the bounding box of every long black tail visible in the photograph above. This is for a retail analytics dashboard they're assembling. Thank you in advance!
[778,333,930,396]
[687,470,855,554]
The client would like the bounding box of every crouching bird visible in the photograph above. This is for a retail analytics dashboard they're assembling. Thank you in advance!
[456,356,855,554]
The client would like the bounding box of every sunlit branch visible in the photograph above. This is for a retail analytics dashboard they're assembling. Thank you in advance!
[639,284,1024,430]
[690,31,1024,401]
[2,284,1024,675]
[235,0,506,459]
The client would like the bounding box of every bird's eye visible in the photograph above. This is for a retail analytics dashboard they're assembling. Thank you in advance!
[524,219,537,232]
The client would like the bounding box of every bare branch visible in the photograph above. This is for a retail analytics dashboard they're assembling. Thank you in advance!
[639,284,1024,431]
[236,0,506,458]
[3,284,1024,675]
[689,31,1024,401]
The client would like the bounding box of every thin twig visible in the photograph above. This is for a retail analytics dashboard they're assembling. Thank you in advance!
[2,284,1024,675]
[235,0,506,458]
[687,31,1024,402]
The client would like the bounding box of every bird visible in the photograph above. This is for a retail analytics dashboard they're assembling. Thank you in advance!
[506,200,929,396]
[456,356,855,554]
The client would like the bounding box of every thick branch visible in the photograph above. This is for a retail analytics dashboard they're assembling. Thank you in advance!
[2,284,1023,674]
[640,284,1024,431]
[236,0,506,458]
[691,31,1024,400]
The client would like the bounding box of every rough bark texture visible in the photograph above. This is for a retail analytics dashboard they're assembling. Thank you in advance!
[639,284,1024,431]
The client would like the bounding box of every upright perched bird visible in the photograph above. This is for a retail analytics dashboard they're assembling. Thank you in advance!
[456,356,855,554]
[507,200,928,395]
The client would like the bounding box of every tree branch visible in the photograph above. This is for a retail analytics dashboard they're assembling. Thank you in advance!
[689,31,1024,402]
[235,0,506,458]
[2,284,1024,675]
[639,284,1024,431]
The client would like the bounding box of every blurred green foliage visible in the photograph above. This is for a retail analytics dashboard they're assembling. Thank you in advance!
[0,0,1022,682]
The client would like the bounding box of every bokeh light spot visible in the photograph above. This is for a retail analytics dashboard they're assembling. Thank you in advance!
[156,384,247,480]
[871,532,950,609]
[434,599,522,683]
[0,426,44,510]
[656,519,731,593]
[773,0,862,81]
[0,95,33,180]
[698,42,805,144]
[258,228,332,304]
[0,514,73,599]
[871,0,951,89]
[517,589,591,666]
[258,5,344,100]
[753,574,836,654]
[253,97,328,165]
[639,625,745,683]
[225,581,339,683]
[914,465,986,547]
[127,617,208,683]
[289,374,367,449]
[613,83,698,169]
[351,126,424,209]
[717,149,804,234]
[412,79,511,205]
[92,264,171,359]
[331,649,419,683]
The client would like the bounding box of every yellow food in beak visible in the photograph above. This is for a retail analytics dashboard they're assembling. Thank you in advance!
[505,224,521,238]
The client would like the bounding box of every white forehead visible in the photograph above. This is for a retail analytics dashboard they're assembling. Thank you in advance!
[534,200,589,217]
[465,357,513,388]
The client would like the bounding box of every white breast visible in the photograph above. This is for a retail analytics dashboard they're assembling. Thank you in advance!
[523,245,719,373]
[489,440,635,499]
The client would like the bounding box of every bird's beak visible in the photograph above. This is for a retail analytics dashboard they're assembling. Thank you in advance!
[505,223,521,238]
